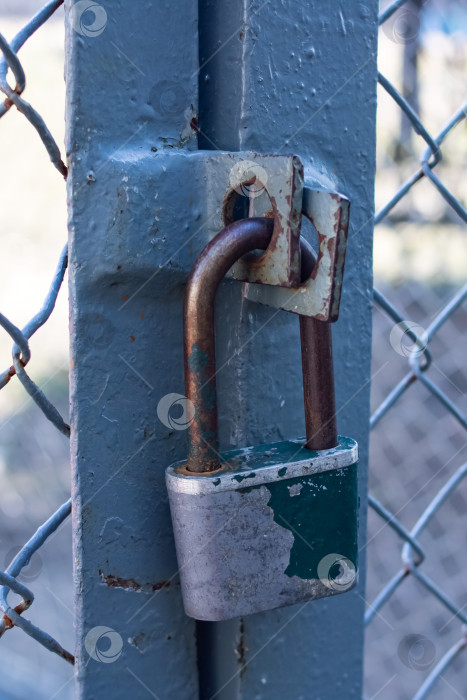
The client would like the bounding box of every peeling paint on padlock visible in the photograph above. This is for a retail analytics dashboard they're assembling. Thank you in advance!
[166,437,358,620]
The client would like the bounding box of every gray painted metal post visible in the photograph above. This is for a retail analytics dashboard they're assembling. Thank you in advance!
[66,2,200,697]
[67,0,377,697]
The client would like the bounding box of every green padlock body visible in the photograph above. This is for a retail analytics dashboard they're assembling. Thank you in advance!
[166,436,358,621]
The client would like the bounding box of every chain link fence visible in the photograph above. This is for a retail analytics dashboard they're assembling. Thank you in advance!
[0,0,74,672]
[0,1,466,699]
[365,1,467,698]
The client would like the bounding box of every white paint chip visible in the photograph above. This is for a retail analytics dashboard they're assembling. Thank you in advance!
[288,483,303,497]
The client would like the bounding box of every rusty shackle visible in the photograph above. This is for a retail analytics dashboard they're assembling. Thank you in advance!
[184,217,338,473]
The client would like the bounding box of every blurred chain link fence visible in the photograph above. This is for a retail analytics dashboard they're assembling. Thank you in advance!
[0,1,466,699]
[365,1,467,699]
[0,0,73,667]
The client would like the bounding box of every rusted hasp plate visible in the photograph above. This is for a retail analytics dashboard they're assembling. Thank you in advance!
[244,188,350,322]
[222,153,303,288]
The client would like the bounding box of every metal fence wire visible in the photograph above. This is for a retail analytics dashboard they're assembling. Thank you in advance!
[0,1,466,698]
[366,1,467,699]
[0,0,73,666]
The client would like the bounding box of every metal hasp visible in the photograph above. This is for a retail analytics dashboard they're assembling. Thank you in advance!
[244,187,350,321]
[166,219,359,621]
[222,153,303,288]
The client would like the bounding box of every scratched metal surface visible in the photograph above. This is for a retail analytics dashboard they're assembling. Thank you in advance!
[67,1,377,698]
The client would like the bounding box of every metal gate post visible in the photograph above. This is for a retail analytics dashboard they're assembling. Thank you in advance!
[196,2,378,698]
[66,1,200,697]
[66,1,377,698]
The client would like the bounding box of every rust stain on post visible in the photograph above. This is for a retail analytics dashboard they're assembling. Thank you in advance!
[99,570,142,591]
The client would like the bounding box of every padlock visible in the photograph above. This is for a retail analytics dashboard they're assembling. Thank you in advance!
[166,216,358,621]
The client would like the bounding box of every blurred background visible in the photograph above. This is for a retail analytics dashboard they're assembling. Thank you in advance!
[0,3,72,699]
[0,1,465,698]
[367,1,467,698]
